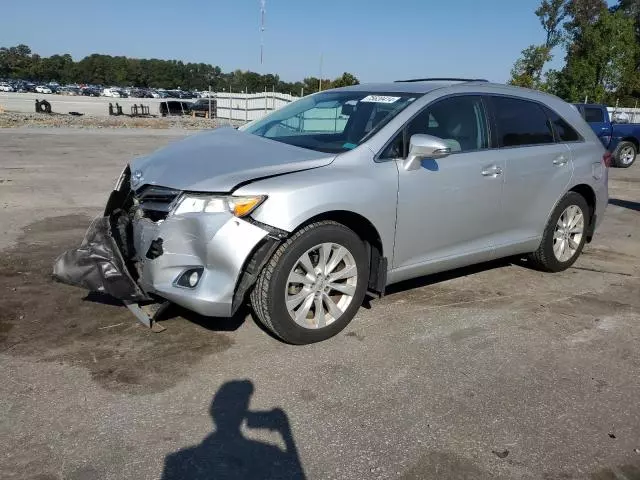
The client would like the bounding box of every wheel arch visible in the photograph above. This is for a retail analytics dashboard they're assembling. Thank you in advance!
[620,137,639,150]
[568,183,596,242]
[293,210,387,296]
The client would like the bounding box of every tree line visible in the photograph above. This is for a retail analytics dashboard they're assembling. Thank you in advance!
[0,45,359,95]
[510,0,640,106]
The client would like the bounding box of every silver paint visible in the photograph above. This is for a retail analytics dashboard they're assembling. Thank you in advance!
[125,80,608,317]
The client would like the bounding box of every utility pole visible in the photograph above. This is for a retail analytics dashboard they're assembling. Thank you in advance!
[319,53,323,92]
[260,0,266,67]
[208,84,212,120]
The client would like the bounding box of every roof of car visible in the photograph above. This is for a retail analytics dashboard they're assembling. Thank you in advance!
[332,80,493,94]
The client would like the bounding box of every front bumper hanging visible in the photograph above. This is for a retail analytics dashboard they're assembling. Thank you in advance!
[53,214,149,303]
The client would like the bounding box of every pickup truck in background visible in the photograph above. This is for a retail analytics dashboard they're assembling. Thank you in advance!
[573,103,639,168]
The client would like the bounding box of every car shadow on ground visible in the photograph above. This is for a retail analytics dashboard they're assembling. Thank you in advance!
[84,260,518,333]
[609,198,640,212]
[83,292,248,332]
[383,258,514,297]
[160,380,306,480]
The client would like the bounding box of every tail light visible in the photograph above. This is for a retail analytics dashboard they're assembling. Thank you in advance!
[602,151,612,168]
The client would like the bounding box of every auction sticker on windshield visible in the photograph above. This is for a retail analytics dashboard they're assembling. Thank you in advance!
[360,95,401,103]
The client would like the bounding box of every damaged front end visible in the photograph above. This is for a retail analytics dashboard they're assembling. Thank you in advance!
[53,165,287,329]
[53,166,147,303]
[53,212,149,303]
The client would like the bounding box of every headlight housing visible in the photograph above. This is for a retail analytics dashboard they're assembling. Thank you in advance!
[172,194,266,218]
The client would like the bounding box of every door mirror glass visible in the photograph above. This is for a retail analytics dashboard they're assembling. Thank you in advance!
[404,134,451,171]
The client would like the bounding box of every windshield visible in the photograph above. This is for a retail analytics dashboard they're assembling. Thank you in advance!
[242,91,419,153]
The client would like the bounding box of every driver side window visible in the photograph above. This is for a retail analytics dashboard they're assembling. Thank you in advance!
[380,95,490,159]
[379,96,489,159]
[407,95,489,154]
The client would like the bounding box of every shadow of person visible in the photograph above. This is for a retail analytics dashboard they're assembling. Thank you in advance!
[161,380,306,480]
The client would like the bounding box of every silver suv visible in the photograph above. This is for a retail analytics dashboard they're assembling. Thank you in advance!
[54,79,609,344]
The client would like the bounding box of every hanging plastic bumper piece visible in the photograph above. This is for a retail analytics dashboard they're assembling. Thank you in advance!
[52,215,149,303]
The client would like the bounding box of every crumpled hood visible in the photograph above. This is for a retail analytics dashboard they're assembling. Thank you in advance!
[130,127,335,192]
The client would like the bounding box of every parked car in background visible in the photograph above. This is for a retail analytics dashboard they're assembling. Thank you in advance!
[0,82,14,92]
[189,98,217,116]
[574,103,638,168]
[35,85,52,94]
[159,100,193,116]
[57,86,80,96]
[81,87,101,97]
[12,81,34,92]
[102,88,121,98]
[56,79,609,344]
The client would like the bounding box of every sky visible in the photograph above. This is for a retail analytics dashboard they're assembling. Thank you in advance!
[1,0,564,84]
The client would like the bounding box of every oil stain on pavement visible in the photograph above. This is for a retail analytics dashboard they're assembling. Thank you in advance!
[0,214,234,395]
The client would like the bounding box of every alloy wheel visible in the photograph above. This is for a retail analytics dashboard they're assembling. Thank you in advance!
[285,242,358,329]
[620,145,636,165]
[553,205,584,262]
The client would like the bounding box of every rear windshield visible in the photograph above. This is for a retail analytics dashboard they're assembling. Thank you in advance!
[584,107,604,123]
[242,91,419,153]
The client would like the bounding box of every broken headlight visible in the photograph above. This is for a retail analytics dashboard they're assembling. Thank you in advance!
[172,194,266,218]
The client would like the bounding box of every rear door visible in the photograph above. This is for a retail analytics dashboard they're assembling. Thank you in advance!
[488,95,574,252]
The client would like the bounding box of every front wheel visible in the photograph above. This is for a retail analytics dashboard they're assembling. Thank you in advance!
[528,192,589,272]
[613,141,637,168]
[250,221,369,345]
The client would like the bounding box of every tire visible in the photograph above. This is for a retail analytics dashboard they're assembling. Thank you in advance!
[528,192,590,272]
[250,221,369,345]
[613,141,637,168]
[35,100,51,114]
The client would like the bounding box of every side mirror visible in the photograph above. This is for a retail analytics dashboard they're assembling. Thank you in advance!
[404,134,451,171]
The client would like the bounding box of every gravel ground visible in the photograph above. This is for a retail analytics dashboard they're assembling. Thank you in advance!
[0,129,639,480]
[0,111,241,130]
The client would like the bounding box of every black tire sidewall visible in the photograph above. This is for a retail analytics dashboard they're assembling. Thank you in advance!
[540,193,590,272]
[267,224,369,344]
[614,141,636,168]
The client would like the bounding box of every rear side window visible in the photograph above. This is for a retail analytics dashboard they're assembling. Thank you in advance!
[584,107,604,123]
[543,106,582,142]
[492,96,554,147]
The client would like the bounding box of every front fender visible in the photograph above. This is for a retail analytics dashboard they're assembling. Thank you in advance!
[234,161,399,259]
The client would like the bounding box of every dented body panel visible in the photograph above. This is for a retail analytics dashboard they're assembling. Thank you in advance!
[54,81,609,329]
[129,127,334,192]
[131,213,270,317]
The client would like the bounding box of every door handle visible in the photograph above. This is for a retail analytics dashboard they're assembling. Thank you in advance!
[481,165,503,176]
[553,156,568,166]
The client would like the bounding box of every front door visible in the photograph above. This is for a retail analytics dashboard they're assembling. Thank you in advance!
[390,95,505,275]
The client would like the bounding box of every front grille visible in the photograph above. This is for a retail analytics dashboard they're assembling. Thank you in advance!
[134,185,181,221]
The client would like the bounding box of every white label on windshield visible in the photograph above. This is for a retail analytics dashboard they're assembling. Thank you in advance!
[360,95,401,103]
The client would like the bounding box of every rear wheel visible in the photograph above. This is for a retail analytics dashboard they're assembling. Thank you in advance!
[528,192,589,272]
[250,221,369,345]
[613,141,637,168]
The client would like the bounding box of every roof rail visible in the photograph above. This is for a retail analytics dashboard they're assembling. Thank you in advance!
[394,78,489,83]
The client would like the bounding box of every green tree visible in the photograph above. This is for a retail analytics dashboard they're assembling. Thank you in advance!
[560,10,637,102]
[509,0,566,89]
[537,0,569,47]
[510,45,553,89]
[564,0,607,40]
[331,72,360,88]
[0,44,360,96]
[0,44,33,79]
